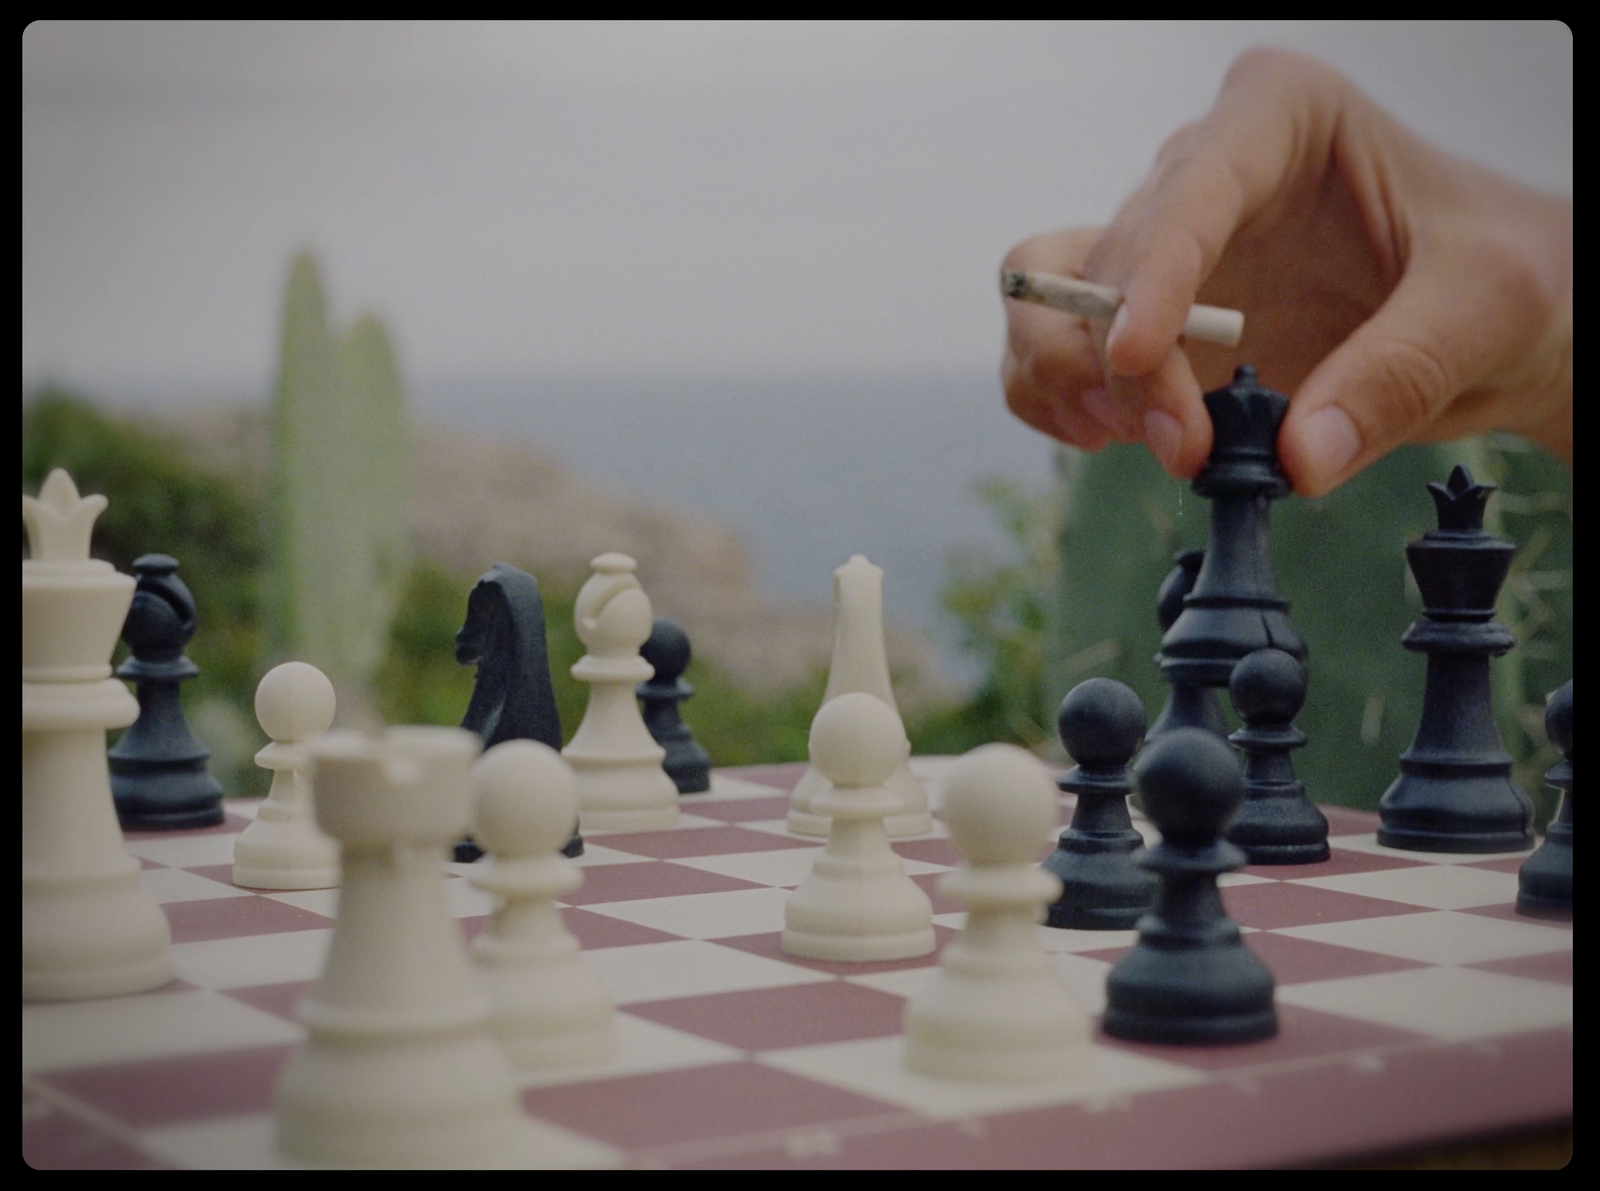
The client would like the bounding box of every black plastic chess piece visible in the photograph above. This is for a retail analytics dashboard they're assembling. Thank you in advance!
[1103,727,1278,1045]
[1517,680,1572,919]
[108,555,226,830]
[454,562,581,860]
[1378,466,1533,853]
[1042,679,1160,929]
[638,617,712,794]
[1147,549,1229,744]
[1226,648,1329,864]
[1159,366,1306,708]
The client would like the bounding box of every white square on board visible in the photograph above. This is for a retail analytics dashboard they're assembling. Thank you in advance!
[1289,863,1519,910]
[170,928,334,990]
[758,1034,1205,1119]
[22,989,303,1073]
[1271,909,1571,966]
[584,886,794,940]
[581,939,832,1005]
[1276,966,1573,1041]
[123,833,243,868]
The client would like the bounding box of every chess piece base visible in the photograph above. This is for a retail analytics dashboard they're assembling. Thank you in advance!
[904,957,1090,1083]
[1103,940,1278,1045]
[23,863,175,1002]
[1235,840,1330,865]
[1515,822,1571,919]
[112,764,226,831]
[1378,771,1534,853]
[1042,829,1159,931]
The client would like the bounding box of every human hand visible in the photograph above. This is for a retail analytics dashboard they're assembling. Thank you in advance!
[1001,48,1572,496]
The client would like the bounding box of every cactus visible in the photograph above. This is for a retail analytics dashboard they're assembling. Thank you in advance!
[266,253,410,718]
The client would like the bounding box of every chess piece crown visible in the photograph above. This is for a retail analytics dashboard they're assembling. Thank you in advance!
[1192,365,1291,498]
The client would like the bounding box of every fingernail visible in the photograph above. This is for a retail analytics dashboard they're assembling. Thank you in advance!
[1107,304,1131,360]
[1300,406,1361,485]
[1143,409,1183,473]
[1081,387,1131,439]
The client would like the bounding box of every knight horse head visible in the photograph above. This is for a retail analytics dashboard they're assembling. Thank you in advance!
[457,562,562,751]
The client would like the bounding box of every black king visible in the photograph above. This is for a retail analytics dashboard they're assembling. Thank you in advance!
[1378,465,1533,852]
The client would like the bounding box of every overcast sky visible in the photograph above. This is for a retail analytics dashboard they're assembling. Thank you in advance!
[23,21,1572,395]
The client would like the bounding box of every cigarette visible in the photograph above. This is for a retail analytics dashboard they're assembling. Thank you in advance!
[1001,268,1244,348]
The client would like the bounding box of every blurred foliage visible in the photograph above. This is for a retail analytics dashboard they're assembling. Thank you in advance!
[23,391,267,795]
[23,391,826,795]
[936,433,1572,820]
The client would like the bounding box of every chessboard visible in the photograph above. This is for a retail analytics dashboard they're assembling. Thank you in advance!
[22,759,1572,1170]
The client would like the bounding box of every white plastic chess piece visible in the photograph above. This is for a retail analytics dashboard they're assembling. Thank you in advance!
[782,692,936,961]
[23,470,174,1001]
[788,555,931,838]
[903,744,1090,1082]
[469,740,617,1069]
[562,553,679,831]
[231,662,340,889]
[274,725,535,1167]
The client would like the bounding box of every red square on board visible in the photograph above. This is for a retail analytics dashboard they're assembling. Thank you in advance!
[521,1061,901,1150]
[598,825,819,860]
[560,861,768,907]
[35,1045,295,1129]
[161,896,332,944]
[1221,882,1427,931]
[623,980,910,1050]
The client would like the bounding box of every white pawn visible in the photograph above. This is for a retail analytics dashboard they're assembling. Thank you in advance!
[469,740,616,1069]
[275,725,532,1167]
[788,555,931,839]
[782,692,935,962]
[562,553,678,831]
[232,662,340,890]
[904,744,1090,1082]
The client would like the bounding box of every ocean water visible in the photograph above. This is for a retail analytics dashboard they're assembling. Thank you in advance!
[412,371,1059,670]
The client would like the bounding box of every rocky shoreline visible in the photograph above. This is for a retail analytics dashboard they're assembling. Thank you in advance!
[134,402,957,714]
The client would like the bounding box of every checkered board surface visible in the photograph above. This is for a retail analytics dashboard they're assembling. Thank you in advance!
[24,758,1572,1169]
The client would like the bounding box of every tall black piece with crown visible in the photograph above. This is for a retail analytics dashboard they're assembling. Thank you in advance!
[455,561,581,860]
[1517,680,1572,918]
[1041,678,1160,929]
[1158,367,1307,726]
[108,555,226,829]
[1147,548,1229,744]
[638,617,712,794]
[1378,467,1533,852]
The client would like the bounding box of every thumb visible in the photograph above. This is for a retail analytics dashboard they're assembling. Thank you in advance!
[1278,265,1489,497]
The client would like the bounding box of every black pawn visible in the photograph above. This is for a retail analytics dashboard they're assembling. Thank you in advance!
[1103,728,1277,1045]
[1378,466,1533,852]
[1226,648,1329,864]
[108,555,226,830]
[454,562,580,860]
[638,618,712,795]
[1147,549,1229,744]
[1159,366,1307,708]
[1042,679,1160,929]
[1517,680,1572,919]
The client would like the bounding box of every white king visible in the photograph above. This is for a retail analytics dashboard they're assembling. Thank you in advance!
[23,470,175,1001]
